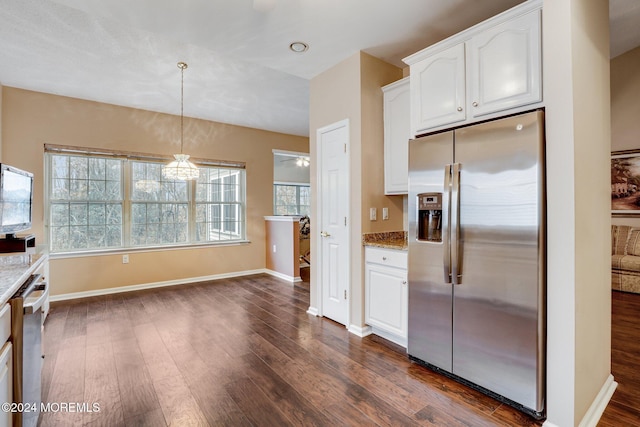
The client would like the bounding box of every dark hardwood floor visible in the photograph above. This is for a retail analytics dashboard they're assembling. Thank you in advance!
[39,270,635,426]
[599,290,640,426]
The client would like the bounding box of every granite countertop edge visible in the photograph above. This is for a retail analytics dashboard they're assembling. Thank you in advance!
[362,231,408,251]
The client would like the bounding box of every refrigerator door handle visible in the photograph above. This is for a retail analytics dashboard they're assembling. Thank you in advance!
[443,164,452,284]
[451,163,462,285]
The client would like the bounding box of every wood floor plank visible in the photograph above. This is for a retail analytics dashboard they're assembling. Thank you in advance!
[225,377,296,426]
[152,375,210,427]
[42,275,639,427]
[83,342,124,427]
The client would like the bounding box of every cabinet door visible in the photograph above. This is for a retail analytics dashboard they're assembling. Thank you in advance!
[0,342,12,427]
[467,9,541,117]
[411,43,466,135]
[365,263,408,339]
[383,78,410,195]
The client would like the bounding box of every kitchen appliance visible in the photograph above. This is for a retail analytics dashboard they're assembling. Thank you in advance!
[10,273,48,427]
[408,110,545,418]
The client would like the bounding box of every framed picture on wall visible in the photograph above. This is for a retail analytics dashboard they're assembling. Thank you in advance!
[612,149,640,215]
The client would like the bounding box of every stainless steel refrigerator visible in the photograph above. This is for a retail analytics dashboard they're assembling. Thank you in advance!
[408,110,545,418]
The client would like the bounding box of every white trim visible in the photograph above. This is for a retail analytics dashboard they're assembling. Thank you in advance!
[381,76,410,92]
[577,374,618,427]
[542,422,560,427]
[272,149,310,158]
[50,240,251,259]
[264,269,302,283]
[263,216,303,222]
[348,324,372,337]
[370,327,407,348]
[402,0,542,65]
[315,119,351,325]
[49,269,266,302]
[306,306,319,316]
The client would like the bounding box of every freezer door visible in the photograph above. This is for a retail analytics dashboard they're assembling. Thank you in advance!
[452,110,545,412]
[408,131,454,372]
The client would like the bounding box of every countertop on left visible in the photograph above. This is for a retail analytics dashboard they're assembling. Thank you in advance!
[0,248,48,305]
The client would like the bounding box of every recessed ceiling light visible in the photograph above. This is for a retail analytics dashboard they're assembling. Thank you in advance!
[289,42,309,53]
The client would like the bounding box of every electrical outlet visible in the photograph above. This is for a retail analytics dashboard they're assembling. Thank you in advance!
[122,254,129,264]
[370,207,377,221]
[272,245,277,253]
[382,207,389,220]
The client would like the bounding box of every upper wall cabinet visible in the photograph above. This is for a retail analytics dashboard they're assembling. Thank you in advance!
[382,77,411,195]
[411,44,466,133]
[467,10,541,118]
[404,0,542,137]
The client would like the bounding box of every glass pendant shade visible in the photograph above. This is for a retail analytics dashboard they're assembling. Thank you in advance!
[163,154,200,180]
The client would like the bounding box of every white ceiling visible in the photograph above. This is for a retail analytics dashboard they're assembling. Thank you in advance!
[0,0,638,138]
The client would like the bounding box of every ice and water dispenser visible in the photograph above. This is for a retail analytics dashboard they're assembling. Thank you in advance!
[417,193,442,243]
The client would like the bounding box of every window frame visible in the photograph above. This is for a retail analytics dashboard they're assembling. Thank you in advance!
[44,145,248,256]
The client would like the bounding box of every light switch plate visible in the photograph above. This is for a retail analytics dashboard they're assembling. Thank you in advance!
[382,207,389,220]
[370,207,377,221]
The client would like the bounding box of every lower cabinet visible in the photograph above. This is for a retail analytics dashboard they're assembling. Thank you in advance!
[364,247,408,347]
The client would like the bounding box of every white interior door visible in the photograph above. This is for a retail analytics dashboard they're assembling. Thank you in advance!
[317,119,350,326]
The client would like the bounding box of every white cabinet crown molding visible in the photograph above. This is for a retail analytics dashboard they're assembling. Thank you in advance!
[402,0,542,66]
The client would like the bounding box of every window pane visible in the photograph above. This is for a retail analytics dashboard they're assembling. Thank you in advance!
[273,184,310,216]
[48,154,245,252]
[48,154,124,252]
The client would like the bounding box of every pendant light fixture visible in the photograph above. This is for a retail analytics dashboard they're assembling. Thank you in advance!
[162,61,200,181]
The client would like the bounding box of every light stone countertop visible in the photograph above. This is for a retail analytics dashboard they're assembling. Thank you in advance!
[362,231,408,251]
[0,249,48,305]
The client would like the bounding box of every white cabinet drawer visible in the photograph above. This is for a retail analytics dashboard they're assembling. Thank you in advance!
[0,304,10,344]
[365,247,407,269]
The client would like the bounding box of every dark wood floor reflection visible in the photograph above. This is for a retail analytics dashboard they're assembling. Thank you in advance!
[41,271,546,426]
[599,290,640,426]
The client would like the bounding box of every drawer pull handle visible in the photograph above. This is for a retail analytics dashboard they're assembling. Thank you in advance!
[382,257,387,261]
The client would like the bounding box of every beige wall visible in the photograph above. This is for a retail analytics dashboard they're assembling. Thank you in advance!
[611,46,640,152]
[543,0,612,425]
[611,46,640,228]
[360,53,404,234]
[265,218,300,279]
[309,52,403,328]
[1,87,308,296]
[0,83,3,161]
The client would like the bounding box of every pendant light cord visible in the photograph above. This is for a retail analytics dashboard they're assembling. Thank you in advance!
[177,61,188,155]
[180,63,185,155]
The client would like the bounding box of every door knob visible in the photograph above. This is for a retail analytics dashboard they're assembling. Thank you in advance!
[320,231,331,237]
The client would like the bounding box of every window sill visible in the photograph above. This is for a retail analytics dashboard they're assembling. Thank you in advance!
[50,240,251,260]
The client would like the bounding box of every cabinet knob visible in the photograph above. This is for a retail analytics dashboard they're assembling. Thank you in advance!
[472,101,479,107]
[457,107,463,112]
[382,257,387,261]
[402,281,407,285]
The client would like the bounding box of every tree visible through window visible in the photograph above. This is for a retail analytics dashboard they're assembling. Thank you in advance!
[273,184,310,216]
[47,151,246,253]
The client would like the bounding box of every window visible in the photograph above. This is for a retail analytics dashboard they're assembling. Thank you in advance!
[273,184,310,216]
[46,149,246,253]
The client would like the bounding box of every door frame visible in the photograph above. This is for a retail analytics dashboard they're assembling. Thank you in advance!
[314,118,351,324]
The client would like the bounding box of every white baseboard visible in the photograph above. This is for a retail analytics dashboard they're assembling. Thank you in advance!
[578,374,617,427]
[307,306,319,316]
[370,327,407,348]
[543,374,617,427]
[264,269,302,283]
[49,269,267,302]
[348,324,372,337]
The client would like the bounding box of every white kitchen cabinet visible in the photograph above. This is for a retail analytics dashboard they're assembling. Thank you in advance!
[405,0,542,136]
[0,304,11,427]
[365,247,408,347]
[467,9,541,118]
[382,77,411,195]
[410,44,466,134]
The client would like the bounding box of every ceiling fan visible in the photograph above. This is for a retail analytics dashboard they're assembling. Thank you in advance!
[253,0,277,12]
[279,155,310,167]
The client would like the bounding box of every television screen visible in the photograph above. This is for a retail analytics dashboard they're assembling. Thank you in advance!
[0,164,33,236]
